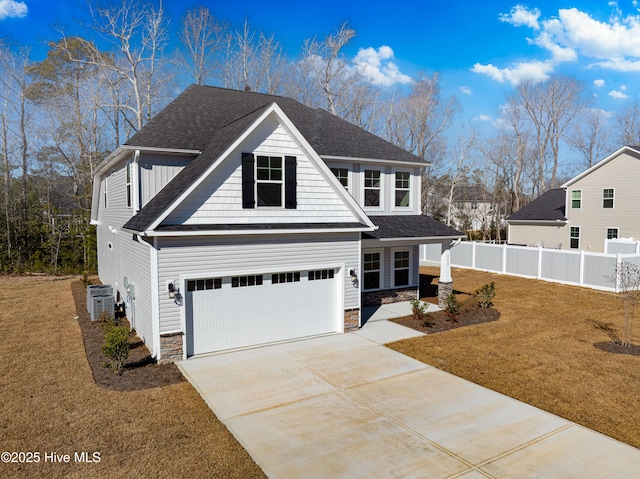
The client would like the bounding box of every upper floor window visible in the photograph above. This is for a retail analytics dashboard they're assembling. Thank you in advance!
[364,170,381,207]
[603,188,614,209]
[571,190,581,209]
[126,161,132,208]
[570,226,580,249]
[607,227,619,240]
[331,168,349,190]
[395,172,410,207]
[104,176,108,209]
[242,153,297,209]
[256,156,283,207]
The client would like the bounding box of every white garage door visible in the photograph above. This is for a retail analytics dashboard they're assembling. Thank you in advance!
[185,268,340,356]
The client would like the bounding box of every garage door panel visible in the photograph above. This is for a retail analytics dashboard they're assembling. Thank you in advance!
[186,270,339,356]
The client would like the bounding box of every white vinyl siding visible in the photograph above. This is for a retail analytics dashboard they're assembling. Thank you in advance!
[97,161,132,226]
[139,154,192,208]
[156,233,360,334]
[164,116,360,225]
[96,225,154,352]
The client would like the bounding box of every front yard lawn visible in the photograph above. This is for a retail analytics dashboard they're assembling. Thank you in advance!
[387,266,640,449]
[0,276,266,479]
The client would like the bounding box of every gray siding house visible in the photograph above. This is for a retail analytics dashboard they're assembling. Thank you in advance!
[91,85,462,361]
[507,146,640,252]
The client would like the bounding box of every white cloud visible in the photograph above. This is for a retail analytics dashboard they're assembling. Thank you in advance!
[459,86,472,95]
[499,5,541,29]
[472,60,554,86]
[353,46,413,86]
[474,5,640,84]
[609,89,628,98]
[594,79,605,87]
[0,0,27,20]
[473,114,493,122]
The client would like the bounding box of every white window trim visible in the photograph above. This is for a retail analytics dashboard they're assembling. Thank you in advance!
[256,155,284,208]
[570,225,580,249]
[104,176,108,209]
[391,247,412,287]
[330,167,350,191]
[362,169,384,211]
[602,188,615,209]
[362,249,384,291]
[606,226,619,240]
[571,189,582,209]
[126,161,132,208]
[392,169,412,211]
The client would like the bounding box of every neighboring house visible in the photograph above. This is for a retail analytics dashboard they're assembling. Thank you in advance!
[91,85,463,361]
[450,185,495,232]
[507,146,640,252]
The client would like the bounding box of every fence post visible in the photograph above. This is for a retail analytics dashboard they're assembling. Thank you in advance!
[472,241,476,269]
[502,242,507,273]
[579,249,585,286]
[537,245,543,279]
[616,253,622,293]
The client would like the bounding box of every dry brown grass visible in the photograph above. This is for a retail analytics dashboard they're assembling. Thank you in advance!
[388,267,640,448]
[0,276,266,479]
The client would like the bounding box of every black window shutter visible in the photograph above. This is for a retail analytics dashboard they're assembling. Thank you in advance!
[242,153,255,209]
[285,156,297,209]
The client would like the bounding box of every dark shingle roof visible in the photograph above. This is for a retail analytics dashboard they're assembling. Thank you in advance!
[363,215,464,240]
[506,188,567,222]
[122,85,427,233]
[126,85,425,163]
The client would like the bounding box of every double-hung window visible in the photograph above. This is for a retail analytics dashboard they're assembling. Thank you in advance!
[364,170,381,207]
[256,156,283,207]
[363,252,381,290]
[603,188,614,209]
[393,250,410,287]
[331,168,349,190]
[607,227,619,240]
[395,172,410,207]
[571,190,581,209]
[570,226,580,249]
[126,161,132,208]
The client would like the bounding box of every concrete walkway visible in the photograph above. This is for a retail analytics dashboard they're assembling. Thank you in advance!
[179,317,640,478]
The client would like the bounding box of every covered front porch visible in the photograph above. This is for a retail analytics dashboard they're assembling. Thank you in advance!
[361,215,464,309]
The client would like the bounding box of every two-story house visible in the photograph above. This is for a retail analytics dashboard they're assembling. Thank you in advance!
[507,146,640,252]
[91,85,462,361]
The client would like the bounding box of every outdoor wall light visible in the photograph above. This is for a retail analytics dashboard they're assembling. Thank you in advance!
[350,269,358,285]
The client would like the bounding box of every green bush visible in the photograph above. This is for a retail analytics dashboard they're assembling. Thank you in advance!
[102,323,130,375]
[475,282,496,309]
[444,293,460,323]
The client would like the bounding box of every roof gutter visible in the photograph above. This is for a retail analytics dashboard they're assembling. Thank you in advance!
[321,155,429,167]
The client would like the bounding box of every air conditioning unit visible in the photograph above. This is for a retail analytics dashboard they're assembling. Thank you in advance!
[86,284,113,313]
[89,294,115,321]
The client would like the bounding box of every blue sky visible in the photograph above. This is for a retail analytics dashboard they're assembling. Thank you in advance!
[2,0,640,141]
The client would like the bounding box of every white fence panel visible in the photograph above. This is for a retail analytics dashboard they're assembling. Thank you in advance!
[606,239,640,255]
[506,246,538,278]
[420,241,640,293]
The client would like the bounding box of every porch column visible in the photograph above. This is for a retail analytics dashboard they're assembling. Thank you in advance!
[438,240,454,308]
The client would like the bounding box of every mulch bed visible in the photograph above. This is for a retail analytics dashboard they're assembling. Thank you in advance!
[71,280,185,391]
[391,295,501,333]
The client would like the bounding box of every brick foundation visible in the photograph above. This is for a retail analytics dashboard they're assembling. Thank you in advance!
[362,286,418,307]
[438,281,453,308]
[344,308,360,332]
[159,332,183,363]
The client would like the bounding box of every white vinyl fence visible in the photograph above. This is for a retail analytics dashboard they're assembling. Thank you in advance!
[421,241,640,293]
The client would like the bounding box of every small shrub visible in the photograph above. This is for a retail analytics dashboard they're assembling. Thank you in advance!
[98,310,119,328]
[102,323,130,375]
[475,282,496,309]
[411,298,427,321]
[82,271,92,286]
[444,293,460,323]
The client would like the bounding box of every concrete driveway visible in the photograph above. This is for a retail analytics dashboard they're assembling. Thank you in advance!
[179,320,640,478]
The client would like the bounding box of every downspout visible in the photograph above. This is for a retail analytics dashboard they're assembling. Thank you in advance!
[142,235,161,359]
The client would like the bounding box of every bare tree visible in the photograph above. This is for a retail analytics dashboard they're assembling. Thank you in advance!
[608,261,640,347]
[58,0,171,131]
[514,75,588,193]
[567,108,613,170]
[177,6,227,85]
[616,100,640,146]
[221,20,286,94]
[444,129,477,227]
